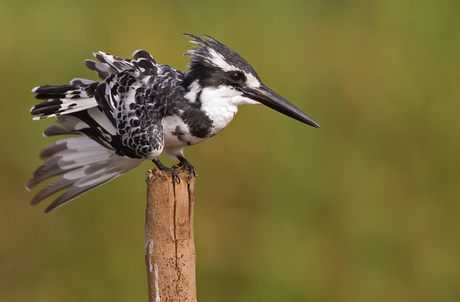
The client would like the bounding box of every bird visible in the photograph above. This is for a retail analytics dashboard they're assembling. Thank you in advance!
[27,33,320,213]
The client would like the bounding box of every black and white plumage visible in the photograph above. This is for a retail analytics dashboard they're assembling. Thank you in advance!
[27,34,320,213]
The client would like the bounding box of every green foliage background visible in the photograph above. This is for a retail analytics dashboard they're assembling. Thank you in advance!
[1,0,460,301]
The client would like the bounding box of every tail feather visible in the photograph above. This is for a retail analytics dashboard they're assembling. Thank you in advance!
[30,177,74,207]
[27,157,63,190]
[28,135,143,213]
[43,124,76,137]
[43,171,118,213]
[27,137,117,190]
[28,115,142,212]
[43,169,120,213]
[38,136,103,159]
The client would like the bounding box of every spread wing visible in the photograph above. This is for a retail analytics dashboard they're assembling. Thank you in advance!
[28,50,184,211]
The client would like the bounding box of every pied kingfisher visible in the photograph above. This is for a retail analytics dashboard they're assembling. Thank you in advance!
[27,34,320,213]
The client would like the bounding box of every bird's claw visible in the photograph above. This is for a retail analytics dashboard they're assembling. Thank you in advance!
[169,169,181,184]
[152,158,181,183]
[153,157,196,183]
[178,157,197,179]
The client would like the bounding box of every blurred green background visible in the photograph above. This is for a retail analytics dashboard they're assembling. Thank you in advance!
[1,0,460,301]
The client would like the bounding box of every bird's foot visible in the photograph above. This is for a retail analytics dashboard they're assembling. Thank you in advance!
[152,158,181,183]
[178,156,197,179]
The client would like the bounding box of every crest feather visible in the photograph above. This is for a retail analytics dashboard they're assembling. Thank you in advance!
[182,33,258,77]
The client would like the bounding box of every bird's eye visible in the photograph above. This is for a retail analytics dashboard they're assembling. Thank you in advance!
[228,71,245,83]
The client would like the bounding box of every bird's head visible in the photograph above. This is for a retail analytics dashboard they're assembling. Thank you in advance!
[183,34,320,128]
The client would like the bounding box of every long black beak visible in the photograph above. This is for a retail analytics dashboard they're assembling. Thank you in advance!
[242,84,320,128]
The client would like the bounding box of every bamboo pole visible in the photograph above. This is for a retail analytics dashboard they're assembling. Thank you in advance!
[145,167,197,302]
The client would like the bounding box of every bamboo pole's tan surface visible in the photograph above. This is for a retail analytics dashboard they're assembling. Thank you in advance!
[145,167,197,302]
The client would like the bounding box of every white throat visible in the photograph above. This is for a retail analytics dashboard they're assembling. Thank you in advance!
[184,82,260,136]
